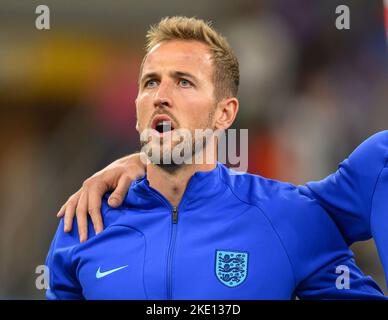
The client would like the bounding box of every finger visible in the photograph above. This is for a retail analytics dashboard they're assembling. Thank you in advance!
[64,199,77,233]
[57,204,65,218]
[108,175,131,207]
[88,187,104,235]
[76,191,89,243]
[63,190,82,231]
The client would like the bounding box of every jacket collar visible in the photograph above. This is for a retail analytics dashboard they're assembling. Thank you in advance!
[123,162,226,210]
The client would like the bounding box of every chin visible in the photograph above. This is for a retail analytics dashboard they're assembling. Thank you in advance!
[144,144,174,165]
[141,136,196,166]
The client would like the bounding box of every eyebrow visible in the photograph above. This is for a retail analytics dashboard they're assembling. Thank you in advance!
[140,70,198,85]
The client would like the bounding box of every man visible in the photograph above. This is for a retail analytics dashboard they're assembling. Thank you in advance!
[47,16,385,299]
[62,131,388,286]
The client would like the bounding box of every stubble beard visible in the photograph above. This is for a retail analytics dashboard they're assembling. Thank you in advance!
[139,106,216,170]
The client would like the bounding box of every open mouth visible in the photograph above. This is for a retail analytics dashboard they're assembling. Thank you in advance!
[155,120,173,133]
[151,115,175,134]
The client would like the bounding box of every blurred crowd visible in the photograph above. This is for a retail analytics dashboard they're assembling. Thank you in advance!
[0,0,387,298]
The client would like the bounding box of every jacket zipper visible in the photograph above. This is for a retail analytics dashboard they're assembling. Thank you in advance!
[146,184,188,300]
[167,206,178,299]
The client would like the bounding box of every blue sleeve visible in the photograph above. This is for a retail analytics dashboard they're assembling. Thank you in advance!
[262,186,385,299]
[45,219,84,300]
[298,131,388,287]
[370,163,388,288]
[299,131,388,244]
[295,257,385,299]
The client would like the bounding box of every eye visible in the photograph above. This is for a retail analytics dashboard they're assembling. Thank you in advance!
[145,79,158,88]
[179,78,192,87]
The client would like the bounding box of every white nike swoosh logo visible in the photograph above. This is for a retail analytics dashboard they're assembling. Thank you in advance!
[96,265,129,279]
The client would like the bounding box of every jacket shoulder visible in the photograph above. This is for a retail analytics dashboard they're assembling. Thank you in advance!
[219,166,351,284]
[219,165,303,209]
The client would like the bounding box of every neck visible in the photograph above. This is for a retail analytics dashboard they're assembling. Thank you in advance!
[146,135,219,206]
[147,162,216,207]
[147,160,216,207]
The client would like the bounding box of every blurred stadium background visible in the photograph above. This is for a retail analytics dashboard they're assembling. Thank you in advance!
[0,0,387,299]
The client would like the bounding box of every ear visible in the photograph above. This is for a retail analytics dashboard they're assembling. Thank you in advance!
[214,97,239,130]
[135,97,140,133]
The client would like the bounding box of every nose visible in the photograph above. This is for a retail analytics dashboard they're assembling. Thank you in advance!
[153,80,173,109]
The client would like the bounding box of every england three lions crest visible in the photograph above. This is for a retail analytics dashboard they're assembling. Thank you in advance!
[215,250,248,287]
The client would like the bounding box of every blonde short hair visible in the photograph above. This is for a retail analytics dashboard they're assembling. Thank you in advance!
[140,16,239,101]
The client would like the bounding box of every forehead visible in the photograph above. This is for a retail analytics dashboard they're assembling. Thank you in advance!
[141,40,214,80]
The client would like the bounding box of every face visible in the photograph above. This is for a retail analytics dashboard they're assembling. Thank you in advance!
[136,40,219,165]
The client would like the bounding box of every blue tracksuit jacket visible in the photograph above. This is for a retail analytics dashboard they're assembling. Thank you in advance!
[45,163,385,299]
[299,130,388,287]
